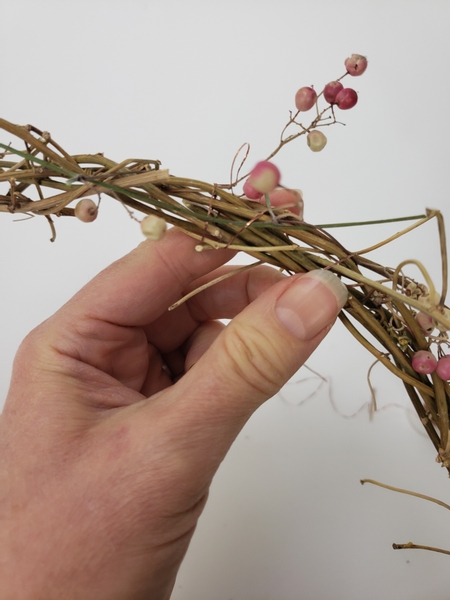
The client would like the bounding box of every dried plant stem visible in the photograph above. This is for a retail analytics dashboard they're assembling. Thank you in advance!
[353,209,439,256]
[1,118,450,475]
[168,261,264,310]
[360,479,450,511]
[361,479,450,556]
[392,543,450,555]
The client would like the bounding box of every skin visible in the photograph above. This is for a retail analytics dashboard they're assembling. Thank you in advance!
[0,228,343,599]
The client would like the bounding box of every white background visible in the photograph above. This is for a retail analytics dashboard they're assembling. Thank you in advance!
[1,1,450,598]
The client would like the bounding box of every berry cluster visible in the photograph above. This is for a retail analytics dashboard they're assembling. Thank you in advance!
[411,314,450,380]
[412,351,450,380]
[294,53,367,153]
[407,285,450,380]
[242,160,303,217]
[73,55,367,229]
[241,54,367,216]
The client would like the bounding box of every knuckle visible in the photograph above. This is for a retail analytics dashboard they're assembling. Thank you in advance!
[222,321,286,397]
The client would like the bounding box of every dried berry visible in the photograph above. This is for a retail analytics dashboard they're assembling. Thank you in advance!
[323,81,344,104]
[74,198,98,223]
[242,180,263,200]
[307,130,327,152]
[335,88,358,110]
[411,350,438,375]
[437,356,450,381]
[246,161,281,195]
[294,86,317,112]
[345,54,368,77]
[264,188,303,218]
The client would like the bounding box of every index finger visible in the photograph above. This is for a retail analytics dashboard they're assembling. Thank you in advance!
[60,228,236,327]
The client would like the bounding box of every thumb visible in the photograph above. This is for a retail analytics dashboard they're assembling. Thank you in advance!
[174,269,348,427]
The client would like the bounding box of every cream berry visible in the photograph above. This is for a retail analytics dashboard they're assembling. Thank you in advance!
[307,130,327,152]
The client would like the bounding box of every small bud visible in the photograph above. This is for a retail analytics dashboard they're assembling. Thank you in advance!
[437,356,450,381]
[307,130,327,152]
[411,350,437,375]
[140,215,167,240]
[74,198,98,223]
[246,160,281,194]
[323,81,344,104]
[345,54,368,76]
[294,86,317,112]
[335,88,358,110]
[264,188,304,218]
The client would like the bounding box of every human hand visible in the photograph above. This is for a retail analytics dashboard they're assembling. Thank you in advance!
[0,228,347,599]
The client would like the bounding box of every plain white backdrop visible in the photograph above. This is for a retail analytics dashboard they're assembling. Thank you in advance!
[1,1,450,598]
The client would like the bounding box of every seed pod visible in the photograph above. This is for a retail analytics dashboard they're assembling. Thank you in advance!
[74,198,98,223]
[140,215,167,240]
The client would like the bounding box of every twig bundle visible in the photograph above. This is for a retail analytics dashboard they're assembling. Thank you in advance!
[1,118,450,478]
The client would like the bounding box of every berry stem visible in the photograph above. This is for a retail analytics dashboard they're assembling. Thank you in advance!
[392,543,450,556]
[229,71,349,188]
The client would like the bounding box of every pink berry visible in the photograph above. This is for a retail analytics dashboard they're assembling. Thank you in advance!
[307,130,327,152]
[344,54,368,77]
[411,350,438,375]
[74,198,98,223]
[243,179,263,200]
[436,356,450,381]
[323,81,344,104]
[246,160,281,195]
[264,188,303,218]
[335,88,358,110]
[295,86,317,112]
[415,312,435,335]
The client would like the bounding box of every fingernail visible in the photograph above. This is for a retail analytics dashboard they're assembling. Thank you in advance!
[275,270,348,341]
